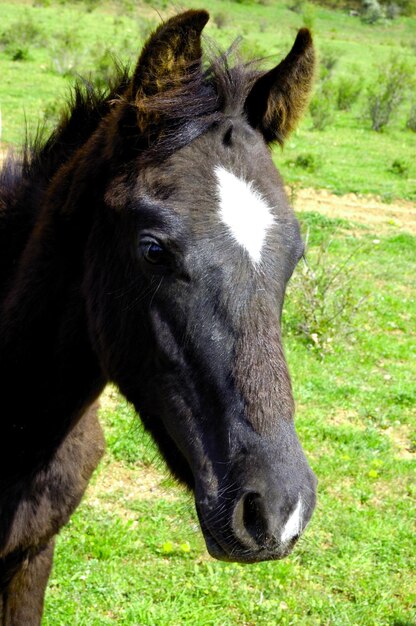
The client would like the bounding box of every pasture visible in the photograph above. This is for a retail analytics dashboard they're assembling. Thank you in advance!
[0,1,415,624]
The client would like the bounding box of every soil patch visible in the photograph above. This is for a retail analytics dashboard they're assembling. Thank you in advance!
[85,458,181,520]
[384,423,415,460]
[292,187,416,235]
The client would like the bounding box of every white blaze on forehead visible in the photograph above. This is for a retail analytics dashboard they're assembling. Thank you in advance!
[281,497,303,543]
[215,166,275,264]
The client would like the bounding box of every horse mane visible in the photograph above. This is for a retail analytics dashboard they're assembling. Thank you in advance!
[0,65,130,217]
[29,65,132,179]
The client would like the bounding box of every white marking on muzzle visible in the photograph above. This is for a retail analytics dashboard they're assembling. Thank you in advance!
[215,166,275,264]
[281,497,303,543]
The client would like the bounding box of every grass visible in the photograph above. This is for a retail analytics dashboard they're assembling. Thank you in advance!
[42,215,416,625]
[0,0,416,199]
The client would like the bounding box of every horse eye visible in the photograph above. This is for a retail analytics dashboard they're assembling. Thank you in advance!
[140,239,167,265]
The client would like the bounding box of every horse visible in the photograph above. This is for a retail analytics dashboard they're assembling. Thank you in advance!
[0,10,317,624]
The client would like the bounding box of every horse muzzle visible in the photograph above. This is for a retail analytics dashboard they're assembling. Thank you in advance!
[195,465,317,563]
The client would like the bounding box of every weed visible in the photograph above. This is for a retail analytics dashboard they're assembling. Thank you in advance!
[319,49,339,80]
[364,57,414,131]
[361,0,385,23]
[0,12,45,48]
[385,2,402,17]
[389,159,410,176]
[310,83,336,130]
[84,0,101,13]
[336,75,362,111]
[115,0,137,17]
[10,47,31,62]
[288,0,306,13]
[285,233,368,355]
[0,12,45,61]
[213,12,230,29]
[406,101,416,131]
[50,27,84,76]
[295,153,320,172]
[393,0,416,15]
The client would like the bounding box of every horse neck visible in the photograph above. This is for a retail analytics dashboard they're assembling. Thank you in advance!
[0,146,107,476]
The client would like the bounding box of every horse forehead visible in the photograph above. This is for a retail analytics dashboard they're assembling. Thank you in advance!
[137,128,298,264]
[214,165,275,265]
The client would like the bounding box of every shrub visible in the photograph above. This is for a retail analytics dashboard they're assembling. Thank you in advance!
[0,12,45,60]
[320,49,339,80]
[361,0,385,22]
[0,13,44,48]
[389,158,410,176]
[310,83,335,130]
[10,46,31,62]
[295,153,320,172]
[213,12,230,29]
[364,57,413,131]
[288,0,306,13]
[336,76,362,110]
[50,27,84,76]
[406,102,416,131]
[284,234,368,355]
[392,0,416,15]
[115,0,137,17]
[385,2,401,17]
[84,0,101,12]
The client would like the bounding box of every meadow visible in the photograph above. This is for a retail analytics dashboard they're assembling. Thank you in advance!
[1,0,416,199]
[0,0,415,624]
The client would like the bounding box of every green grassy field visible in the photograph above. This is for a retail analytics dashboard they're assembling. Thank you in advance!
[1,1,415,624]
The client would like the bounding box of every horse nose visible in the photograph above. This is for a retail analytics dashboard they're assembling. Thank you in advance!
[231,491,303,551]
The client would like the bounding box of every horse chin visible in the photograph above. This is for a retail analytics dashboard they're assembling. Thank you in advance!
[202,529,296,564]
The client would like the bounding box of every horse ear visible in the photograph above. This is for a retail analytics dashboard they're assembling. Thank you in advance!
[245,29,315,145]
[129,10,209,128]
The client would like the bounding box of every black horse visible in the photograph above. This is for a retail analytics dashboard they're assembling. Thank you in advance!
[0,10,316,624]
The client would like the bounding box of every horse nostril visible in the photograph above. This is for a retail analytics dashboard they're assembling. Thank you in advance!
[230,490,306,554]
[231,491,271,549]
[242,492,266,544]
